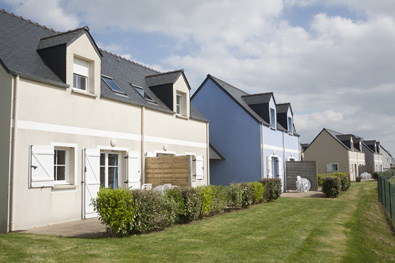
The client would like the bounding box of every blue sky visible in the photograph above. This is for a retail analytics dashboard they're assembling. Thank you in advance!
[1,0,394,156]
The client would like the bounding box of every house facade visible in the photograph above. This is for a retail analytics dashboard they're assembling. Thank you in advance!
[191,75,300,189]
[380,145,392,171]
[0,10,209,233]
[303,128,365,180]
[362,140,383,172]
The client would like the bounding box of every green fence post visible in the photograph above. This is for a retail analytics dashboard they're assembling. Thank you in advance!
[392,183,395,223]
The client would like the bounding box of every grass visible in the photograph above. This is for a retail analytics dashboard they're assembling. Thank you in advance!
[0,181,394,262]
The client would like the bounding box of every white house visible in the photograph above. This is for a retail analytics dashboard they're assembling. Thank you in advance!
[0,10,209,233]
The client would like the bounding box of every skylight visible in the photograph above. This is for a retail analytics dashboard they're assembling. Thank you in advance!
[102,76,126,95]
[132,84,156,104]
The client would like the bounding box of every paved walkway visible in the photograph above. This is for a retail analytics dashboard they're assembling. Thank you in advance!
[21,218,107,238]
[281,190,325,198]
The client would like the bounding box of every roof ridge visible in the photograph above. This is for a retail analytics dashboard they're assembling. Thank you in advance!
[1,9,59,33]
[146,69,183,78]
[100,49,161,74]
[209,74,249,95]
[242,92,273,98]
[40,26,89,40]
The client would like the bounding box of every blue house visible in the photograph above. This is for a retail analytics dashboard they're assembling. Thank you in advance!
[191,75,300,189]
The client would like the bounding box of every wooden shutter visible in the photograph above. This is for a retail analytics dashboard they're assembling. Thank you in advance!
[84,148,100,219]
[196,155,204,180]
[127,151,141,189]
[267,156,273,178]
[30,145,54,187]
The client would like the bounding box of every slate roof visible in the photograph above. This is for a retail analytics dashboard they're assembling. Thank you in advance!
[146,70,191,89]
[209,143,225,160]
[242,92,273,105]
[0,9,206,122]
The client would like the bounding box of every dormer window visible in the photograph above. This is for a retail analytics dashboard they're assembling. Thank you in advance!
[132,84,157,104]
[176,92,185,116]
[288,117,293,133]
[270,108,276,127]
[73,57,89,91]
[102,76,126,95]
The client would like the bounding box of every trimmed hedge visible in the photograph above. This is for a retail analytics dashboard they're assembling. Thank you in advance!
[331,172,350,191]
[317,174,323,187]
[322,177,341,197]
[94,179,280,235]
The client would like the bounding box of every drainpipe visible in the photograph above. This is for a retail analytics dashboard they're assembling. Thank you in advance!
[282,131,286,192]
[206,122,210,185]
[260,124,264,179]
[9,75,19,232]
[141,107,145,185]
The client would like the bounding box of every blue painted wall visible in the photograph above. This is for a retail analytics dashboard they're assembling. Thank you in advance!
[192,78,262,185]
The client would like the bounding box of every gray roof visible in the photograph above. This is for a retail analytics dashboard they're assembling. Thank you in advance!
[146,70,188,88]
[242,93,273,105]
[209,143,225,160]
[0,9,206,122]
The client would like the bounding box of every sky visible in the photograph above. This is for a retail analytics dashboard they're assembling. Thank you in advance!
[1,0,394,156]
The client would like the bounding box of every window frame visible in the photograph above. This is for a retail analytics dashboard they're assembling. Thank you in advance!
[73,57,90,92]
[132,84,157,104]
[288,117,293,133]
[73,73,88,91]
[176,92,184,116]
[53,147,69,184]
[102,75,127,95]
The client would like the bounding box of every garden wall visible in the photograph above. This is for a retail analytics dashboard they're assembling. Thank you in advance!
[286,161,318,191]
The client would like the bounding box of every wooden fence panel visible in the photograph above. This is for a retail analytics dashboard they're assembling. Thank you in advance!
[145,156,190,188]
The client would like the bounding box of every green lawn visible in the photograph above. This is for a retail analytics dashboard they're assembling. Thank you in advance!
[0,181,394,262]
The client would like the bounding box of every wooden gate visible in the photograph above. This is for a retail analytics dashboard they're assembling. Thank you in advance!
[145,156,190,187]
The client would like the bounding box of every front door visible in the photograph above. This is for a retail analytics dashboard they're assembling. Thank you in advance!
[273,157,279,178]
[100,152,121,189]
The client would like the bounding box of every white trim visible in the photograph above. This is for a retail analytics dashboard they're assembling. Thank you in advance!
[155,150,177,155]
[17,120,207,149]
[264,144,299,154]
[97,145,129,152]
[51,142,77,187]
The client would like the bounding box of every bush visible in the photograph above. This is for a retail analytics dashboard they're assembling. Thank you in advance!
[211,185,227,214]
[199,186,215,216]
[331,172,350,191]
[318,174,323,187]
[249,182,264,204]
[322,177,341,197]
[92,187,137,235]
[260,178,282,202]
[240,183,253,208]
[372,172,379,180]
[227,184,243,208]
[131,190,177,233]
[165,188,202,223]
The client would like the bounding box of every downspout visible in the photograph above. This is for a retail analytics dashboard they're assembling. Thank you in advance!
[282,131,286,192]
[9,75,19,232]
[206,122,210,185]
[141,107,145,185]
[260,124,264,179]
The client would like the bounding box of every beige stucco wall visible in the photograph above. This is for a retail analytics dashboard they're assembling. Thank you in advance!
[0,66,12,233]
[303,130,349,175]
[173,75,190,118]
[348,151,365,180]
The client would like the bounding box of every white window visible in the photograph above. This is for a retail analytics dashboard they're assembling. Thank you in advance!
[54,147,69,184]
[288,117,293,133]
[176,92,185,115]
[73,57,89,91]
[326,163,339,173]
[270,108,276,127]
[100,152,120,189]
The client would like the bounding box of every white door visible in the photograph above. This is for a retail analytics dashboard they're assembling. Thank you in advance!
[127,151,141,189]
[100,152,121,189]
[84,148,100,219]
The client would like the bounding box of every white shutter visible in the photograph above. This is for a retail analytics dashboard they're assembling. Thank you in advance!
[74,57,89,76]
[278,158,283,177]
[127,151,141,189]
[30,145,54,187]
[267,156,273,178]
[84,148,100,219]
[326,164,333,173]
[196,155,204,180]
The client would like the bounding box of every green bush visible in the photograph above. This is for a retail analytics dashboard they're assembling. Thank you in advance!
[199,186,215,216]
[92,187,137,235]
[131,190,177,233]
[331,172,350,191]
[260,178,282,202]
[372,172,379,180]
[211,185,227,214]
[317,174,323,187]
[165,188,202,223]
[322,177,341,197]
[249,182,264,204]
[227,184,243,208]
[240,183,253,208]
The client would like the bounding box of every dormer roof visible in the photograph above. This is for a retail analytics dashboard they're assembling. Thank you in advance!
[146,70,191,89]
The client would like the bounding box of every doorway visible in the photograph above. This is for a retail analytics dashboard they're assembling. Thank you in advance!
[100,152,121,189]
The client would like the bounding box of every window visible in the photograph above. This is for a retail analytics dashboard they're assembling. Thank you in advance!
[176,93,184,115]
[73,57,89,91]
[132,84,156,103]
[54,148,69,183]
[270,108,276,127]
[100,152,120,189]
[326,163,339,173]
[102,76,126,95]
[288,117,293,133]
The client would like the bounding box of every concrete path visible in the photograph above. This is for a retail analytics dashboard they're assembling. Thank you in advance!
[281,190,325,198]
[21,218,107,238]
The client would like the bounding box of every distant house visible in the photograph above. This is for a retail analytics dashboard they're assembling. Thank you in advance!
[380,145,392,171]
[0,10,209,233]
[362,140,383,172]
[303,128,365,180]
[191,75,300,189]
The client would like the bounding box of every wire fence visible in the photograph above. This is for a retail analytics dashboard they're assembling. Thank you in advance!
[378,170,395,223]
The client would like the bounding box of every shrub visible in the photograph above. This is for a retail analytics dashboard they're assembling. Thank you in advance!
[211,185,227,214]
[180,188,202,222]
[372,172,379,180]
[331,172,350,191]
[164,188,184,219]
[227,184,243,208]
[240,183,253,208]
[199,186,215,216]
[131,190,177,233]
[92,187,137,235]
[260,178,282,202]
[249,182,264,204]
[322,177,341,197]
[317,174,323,187]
